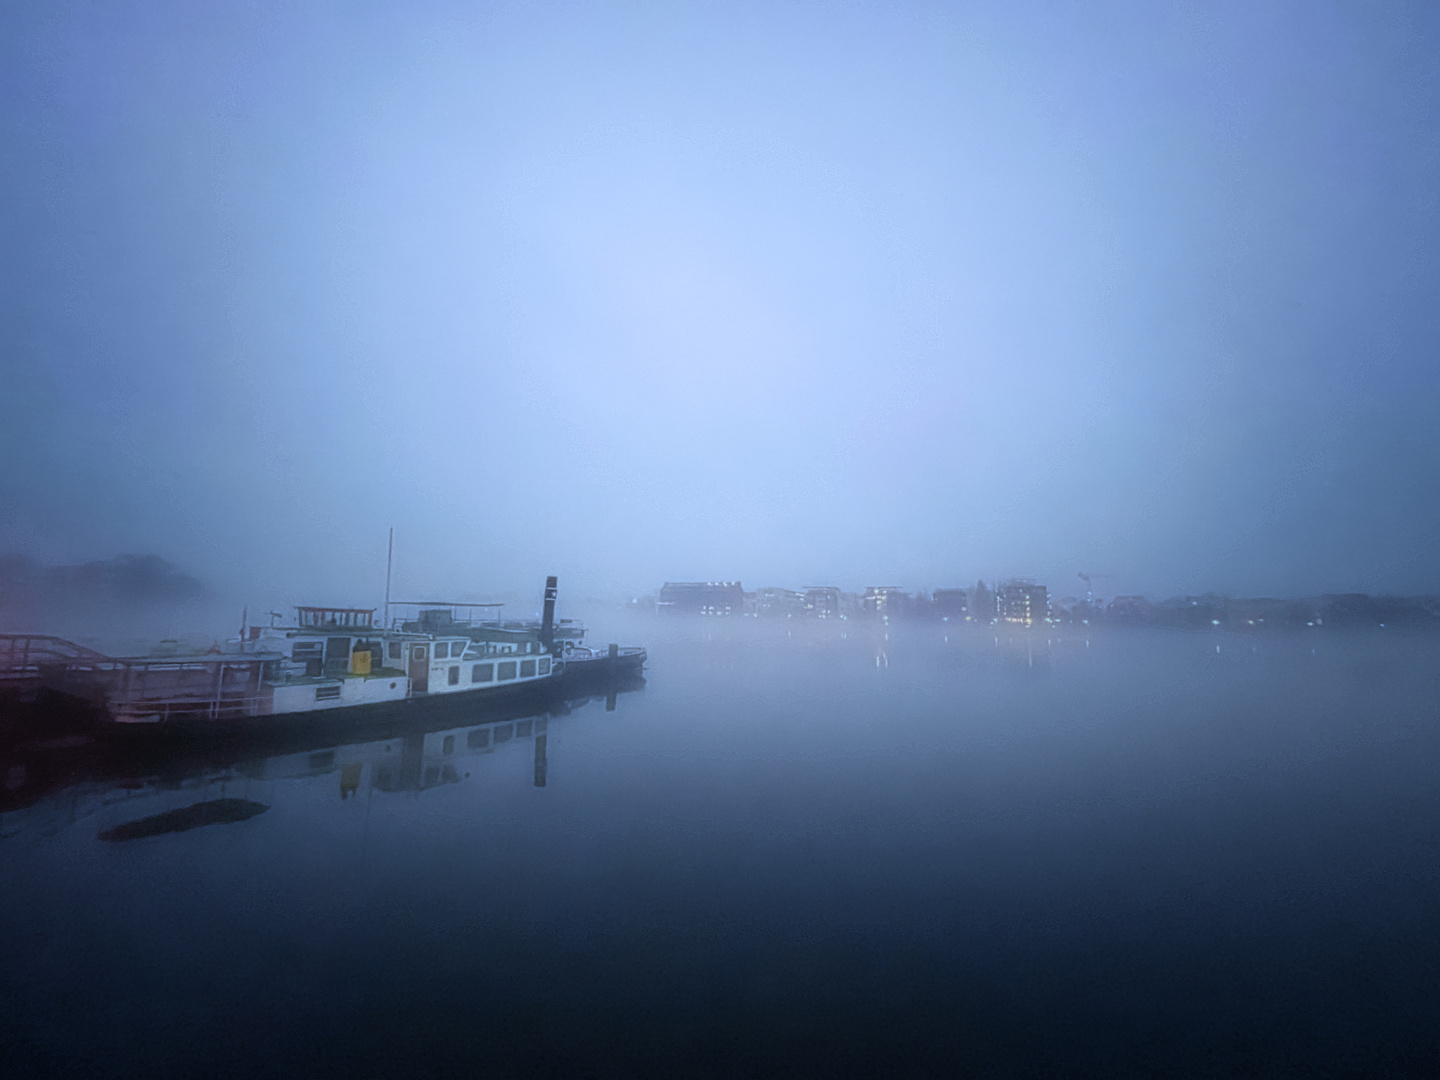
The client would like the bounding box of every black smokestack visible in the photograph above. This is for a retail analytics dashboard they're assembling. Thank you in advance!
[540,576,557,649]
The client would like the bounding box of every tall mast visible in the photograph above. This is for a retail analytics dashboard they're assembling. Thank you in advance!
[384,527,394,629]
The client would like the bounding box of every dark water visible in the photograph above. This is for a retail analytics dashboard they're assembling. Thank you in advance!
[4,625,1440,1078]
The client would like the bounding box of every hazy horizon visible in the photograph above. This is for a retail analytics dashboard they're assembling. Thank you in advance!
[4,2,1439,610]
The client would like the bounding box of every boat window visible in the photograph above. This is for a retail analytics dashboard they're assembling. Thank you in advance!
[452,641,467,657]
[472,663,493,683]
[517,720,532,737]
[435,642,449,659]
[498,660,517,680]
[520,659,536,678]
[538,658,550,675]
[315,685,341,701]
[388,642,401,661]
[442,735,454,755]
[467,728,489,749]
[447,665,459,686]
[494,723,513,743]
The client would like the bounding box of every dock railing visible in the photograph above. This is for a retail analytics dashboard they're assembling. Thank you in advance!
[0,634,280,723]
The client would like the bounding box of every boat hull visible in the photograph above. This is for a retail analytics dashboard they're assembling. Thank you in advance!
[2,662,646,749]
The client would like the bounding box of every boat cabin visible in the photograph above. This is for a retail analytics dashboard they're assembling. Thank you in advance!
[296,606,375,629]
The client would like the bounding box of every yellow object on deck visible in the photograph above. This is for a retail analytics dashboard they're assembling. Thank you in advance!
[351,649,372,675]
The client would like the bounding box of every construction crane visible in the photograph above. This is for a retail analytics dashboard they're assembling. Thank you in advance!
[1077,572,1114,604]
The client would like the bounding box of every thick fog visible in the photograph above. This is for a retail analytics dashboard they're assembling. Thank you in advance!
[3,1,1439,621]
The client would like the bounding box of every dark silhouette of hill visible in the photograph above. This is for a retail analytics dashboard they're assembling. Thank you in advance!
[0,553,206,606]
[0,554,213,645]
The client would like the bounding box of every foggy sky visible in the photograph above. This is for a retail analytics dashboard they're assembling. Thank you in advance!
[3,1,1439,612]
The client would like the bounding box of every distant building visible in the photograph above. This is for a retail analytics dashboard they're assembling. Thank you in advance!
[803,587,842,619]
[862,587,906,617]
[1153,594,1227,628]
[658,581,744,617]
[932,589,969,621]
[1106,595,1154,623]
[996,580,1047,626]
[754,587,806,618]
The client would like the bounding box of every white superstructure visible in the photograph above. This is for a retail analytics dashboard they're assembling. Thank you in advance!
[238,603,556,720]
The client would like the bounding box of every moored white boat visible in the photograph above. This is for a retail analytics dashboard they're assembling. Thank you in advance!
[0,577,643,731]
[236,600,558,721]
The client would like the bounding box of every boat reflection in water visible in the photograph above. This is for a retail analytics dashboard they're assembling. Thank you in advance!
[0,677,641,840]
[363,715,548,795]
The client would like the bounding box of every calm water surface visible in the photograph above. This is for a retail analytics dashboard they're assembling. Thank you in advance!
[3,624,1439,1077]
